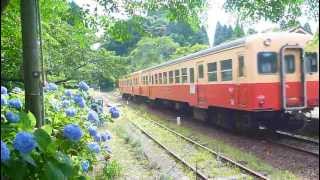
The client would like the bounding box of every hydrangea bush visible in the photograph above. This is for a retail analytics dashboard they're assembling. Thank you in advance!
[1,82,120,179]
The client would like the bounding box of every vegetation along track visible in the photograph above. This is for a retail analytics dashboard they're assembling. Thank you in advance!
[270,130,319,157]
[127,109,269,180]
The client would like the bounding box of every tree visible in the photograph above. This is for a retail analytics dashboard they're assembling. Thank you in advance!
[233,22,245,38]
[303,22,313,34]
[128,36,179,71]
[224,0,319,24]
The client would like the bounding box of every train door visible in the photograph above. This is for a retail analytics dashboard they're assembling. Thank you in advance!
[196,61,207,107]
[236,53,248,108]
[280,45,306,110]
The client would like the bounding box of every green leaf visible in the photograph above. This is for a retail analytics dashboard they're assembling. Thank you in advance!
[34,128,52,152]
[21,153,37,167]
[42,124,53,135]
[55,151,73,177]
[5,159,27,180]
[44,161,65,180]
[27,111,37,128]
[18,112,32,131]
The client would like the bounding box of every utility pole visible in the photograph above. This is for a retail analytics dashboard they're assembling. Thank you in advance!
[20,0,43,127]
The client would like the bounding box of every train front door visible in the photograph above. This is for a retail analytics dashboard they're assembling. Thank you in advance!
[280,45,306,110]
[196,61,207,107]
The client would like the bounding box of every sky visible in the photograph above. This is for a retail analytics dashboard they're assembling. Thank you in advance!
[73,0,318,46]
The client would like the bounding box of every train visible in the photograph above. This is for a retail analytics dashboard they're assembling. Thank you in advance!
[119,32,319,132]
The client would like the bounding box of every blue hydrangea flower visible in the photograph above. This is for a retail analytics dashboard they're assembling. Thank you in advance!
[73,95,86,108]
[109,107,118,114]
[101,131,112,142]
[1,95,7,106]
[87,110,99,122]
[1,86,8,95]
[61,100,70,108]
[5,112,20,123]
[81,160,90,172]
[13,132,37,154]
[87,142,100,153]
[78,81,90,91]
[63,124,83,141]
[88,126,97,137]
[94,134,101,142]
[1,141,10,162]
[111,110,120,119]
[47,83,58,91]
[12,87,22,93]
[8,99,22,109]
[64,90,72,97]
[104,144,112,154]
[65,108,77,117]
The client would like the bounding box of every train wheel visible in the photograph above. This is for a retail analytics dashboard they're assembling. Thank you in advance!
[216,109,235,131]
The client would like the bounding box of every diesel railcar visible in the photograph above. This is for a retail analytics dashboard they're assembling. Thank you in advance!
[119,32,319,131]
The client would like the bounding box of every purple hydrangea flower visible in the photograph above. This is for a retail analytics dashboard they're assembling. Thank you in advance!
[1,141,10,162]
[78,81,90,91]
[81,160,90,172]
[88,126,97,137]
[63,124,83,141]
[1,95,7,106]
[1,86,8,95]
[87,142,100,153]
[13,132,37,154]
[65,108,77,117]
[87,110,99,122]
[8,99,22,109]
[64,90,72,97]
[5,112,20,123]
[109,107,118,114]
[47,83,58,91]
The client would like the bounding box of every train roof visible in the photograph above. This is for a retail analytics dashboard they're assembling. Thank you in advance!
[128,32,312,75]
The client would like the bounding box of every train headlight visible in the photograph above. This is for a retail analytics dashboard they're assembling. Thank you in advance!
[257,95,265,106]
[263,38,271,46]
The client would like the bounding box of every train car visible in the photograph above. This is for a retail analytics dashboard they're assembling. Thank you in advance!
[119,32,319,131]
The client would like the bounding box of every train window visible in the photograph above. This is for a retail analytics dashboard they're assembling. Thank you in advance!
[189,68,194,83]
[181,68,188,83]
[163,72,167,84]
[169,71,174,84]
[221,59,232,81]
[305,52,318,73]
[155,74,158,84]
[159,73,162,84]
[258,52,277,74]
[285,55,295,73]
[198,64,204,79]
[152,76,154,84]
[175,69,180,83]
[208,62,217,81]
[238,56,245,77]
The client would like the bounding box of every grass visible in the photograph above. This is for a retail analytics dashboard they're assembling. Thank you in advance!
[124,107,251,179]
[122,104,298,180]
[101,160,122,180]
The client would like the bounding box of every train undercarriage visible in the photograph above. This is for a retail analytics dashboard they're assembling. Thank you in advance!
[122,93,316,133]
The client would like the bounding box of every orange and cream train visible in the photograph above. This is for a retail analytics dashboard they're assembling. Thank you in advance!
[119,32,319,131]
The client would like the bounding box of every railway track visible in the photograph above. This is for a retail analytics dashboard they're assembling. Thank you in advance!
[269,130,319,157]
[128,112,269,180]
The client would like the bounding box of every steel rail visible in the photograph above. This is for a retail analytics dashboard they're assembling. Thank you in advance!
[271,140,319,157]
[134,118,269,180]
[275,130,319,144]
[129,120,209,180]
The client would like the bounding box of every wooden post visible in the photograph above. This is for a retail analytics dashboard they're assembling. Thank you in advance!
[20,0,43,127]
